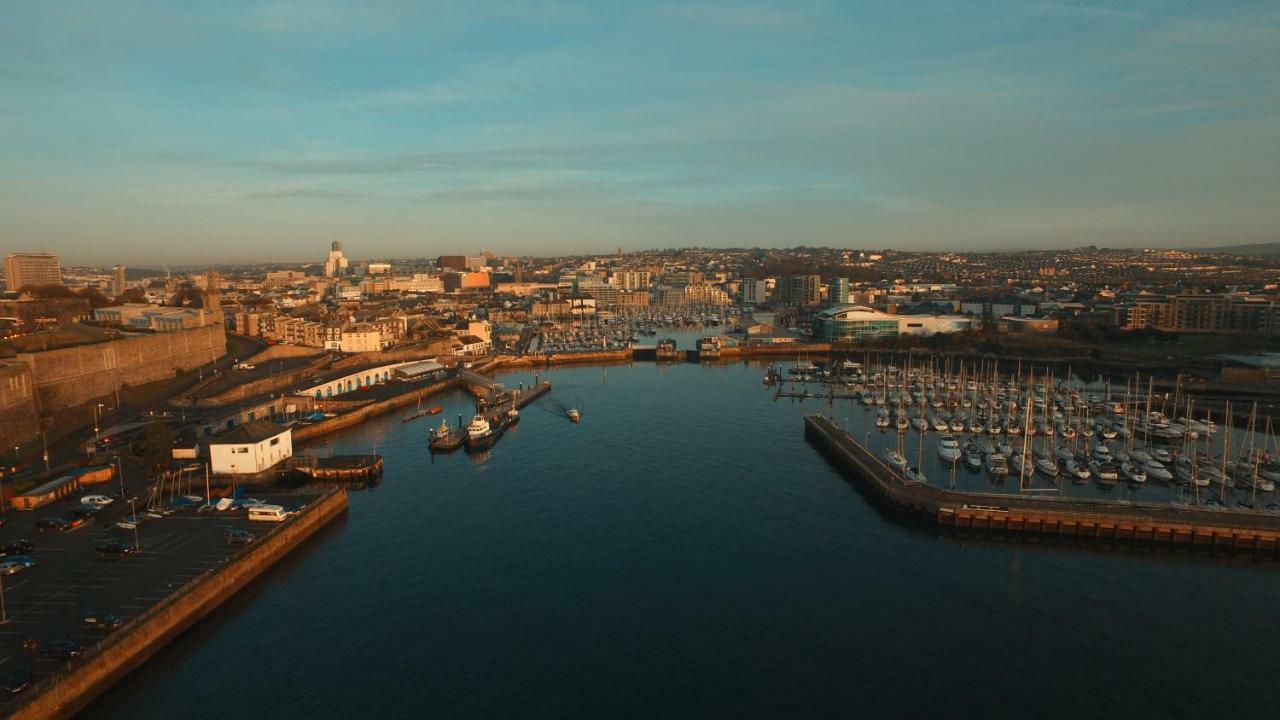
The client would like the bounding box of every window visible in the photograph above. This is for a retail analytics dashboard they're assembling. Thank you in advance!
[270,437,280,446]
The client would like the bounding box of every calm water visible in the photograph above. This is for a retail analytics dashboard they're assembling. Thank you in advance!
[91,358,1280,719]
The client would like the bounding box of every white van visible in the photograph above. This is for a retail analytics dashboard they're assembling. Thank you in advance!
[81,495,115,507]
[247,504,287,522]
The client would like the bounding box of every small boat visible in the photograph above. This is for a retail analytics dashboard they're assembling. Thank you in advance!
[1121,461,1147,484]
[903,466,928,484]
[428,405,443,415]
[404,399,430,422]
[937,435,962,463]
[883,449,909,472]
[1064,458,1091,481]
[1090,460,1119,483]
[964,451,983,472]
[1035,456,1059,478]
[986,454,1009,478]
[1144,459,1173,483]
[506,408,520,426]
[567,407,582,423]
[429,418,464,453]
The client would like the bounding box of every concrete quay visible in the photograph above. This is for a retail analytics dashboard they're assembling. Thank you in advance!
[804,414,1280,556]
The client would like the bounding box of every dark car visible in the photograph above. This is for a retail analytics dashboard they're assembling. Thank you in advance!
[35,518,71,532]
[68,505,100,521]
[94,540,137,556]
[224,528,255,545]
[82,612,125,630]
[42,640,83,661]
[4,666,32,695]
[0,540,33,556]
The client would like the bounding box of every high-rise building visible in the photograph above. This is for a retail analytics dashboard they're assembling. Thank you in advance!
[829,277,850,306]
[5,252,62,291]
[742,279,769,305]
[610,270,652,291]
[775,275,821,306]
[324,242,349,277]
[112,264,127,297]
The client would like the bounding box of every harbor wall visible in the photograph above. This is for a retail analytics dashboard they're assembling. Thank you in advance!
[291,377,460,443]
[10,488,349,720]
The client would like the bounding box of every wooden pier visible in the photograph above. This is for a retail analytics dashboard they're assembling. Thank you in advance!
[804,414,1280,557]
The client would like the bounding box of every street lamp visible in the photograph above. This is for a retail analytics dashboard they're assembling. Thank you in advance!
[0,572,7,625]
[93,402,105,440]
[129,498,140,551]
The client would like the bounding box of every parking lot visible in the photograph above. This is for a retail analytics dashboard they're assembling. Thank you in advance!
[0,482,317,707]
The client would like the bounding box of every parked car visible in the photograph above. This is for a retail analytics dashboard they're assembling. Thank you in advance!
[0,560,27,576]
[94,540,137,556]
[64,516,86,529]
[81,494,115,507]
[82,612,125,630]
[0,540,33,556]
[68,505,100,521]
[4,666,32,695]
[42,640,83,661]
[224,528,255,545]
[35,518,71,533]
[3,555,35,568]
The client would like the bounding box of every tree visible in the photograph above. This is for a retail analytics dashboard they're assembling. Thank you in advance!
[76,287,111,308]
[134,422,174,475]
[116,288,148,304]
[19,284,77,299]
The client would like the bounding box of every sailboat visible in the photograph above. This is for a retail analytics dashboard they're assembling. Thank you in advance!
[404,397,430,422]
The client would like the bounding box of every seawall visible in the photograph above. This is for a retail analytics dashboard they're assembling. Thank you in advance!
[10,488,349,720]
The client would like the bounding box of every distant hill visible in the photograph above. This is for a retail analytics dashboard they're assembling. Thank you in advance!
[1197,242,1280,258]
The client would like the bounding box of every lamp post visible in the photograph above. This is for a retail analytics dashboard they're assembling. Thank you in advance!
[116,456,125,500]
[93,402,105,440]
[129,498,140,551]
[0,572,7,625]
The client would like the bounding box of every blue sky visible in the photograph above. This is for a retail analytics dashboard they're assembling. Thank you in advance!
[2,1,1278,264]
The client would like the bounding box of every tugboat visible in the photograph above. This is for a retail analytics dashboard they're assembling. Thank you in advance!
[465,412,506,452]
[428,418,463,453]
[567,407,581,423]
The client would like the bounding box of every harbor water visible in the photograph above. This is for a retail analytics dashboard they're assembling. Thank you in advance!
[90,357,1280,719]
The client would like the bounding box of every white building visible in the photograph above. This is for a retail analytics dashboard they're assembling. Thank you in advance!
[209,422,293,475]
[324,242,349,277]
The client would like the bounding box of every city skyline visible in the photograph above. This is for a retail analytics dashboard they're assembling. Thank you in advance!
[4,1,1280,264]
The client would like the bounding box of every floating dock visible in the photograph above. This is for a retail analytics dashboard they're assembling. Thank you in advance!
[804,414,1280,556]
[287,454,383,482]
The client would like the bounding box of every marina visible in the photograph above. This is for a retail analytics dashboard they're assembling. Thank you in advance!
[83,359,1280,720]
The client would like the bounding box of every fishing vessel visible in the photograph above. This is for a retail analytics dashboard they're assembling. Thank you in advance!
[465,413,507,452]
[428,418,464,453]
[567,407,581,423]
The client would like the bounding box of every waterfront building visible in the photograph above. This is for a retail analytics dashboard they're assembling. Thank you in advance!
[5,252,62,291]
[1112,292,1280,334]
[209,421,293,475]
[812,305,975,342]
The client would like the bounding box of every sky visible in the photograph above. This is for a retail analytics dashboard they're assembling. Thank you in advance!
[2,1,1279,265]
